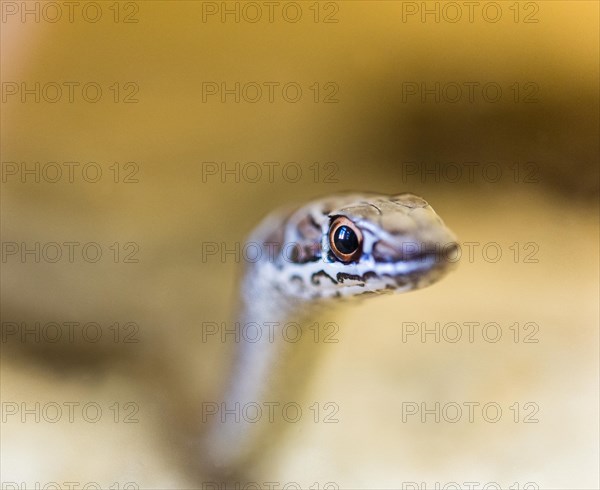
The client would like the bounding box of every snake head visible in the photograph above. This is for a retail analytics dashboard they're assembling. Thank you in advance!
[249,192,459,301]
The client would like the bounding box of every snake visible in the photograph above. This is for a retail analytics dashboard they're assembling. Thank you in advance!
[203,192,458,478]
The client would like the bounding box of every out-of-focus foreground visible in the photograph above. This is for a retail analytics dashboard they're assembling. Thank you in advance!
[1,1,598,488]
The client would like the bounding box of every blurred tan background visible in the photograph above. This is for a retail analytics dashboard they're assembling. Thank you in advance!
[1,1,598,488]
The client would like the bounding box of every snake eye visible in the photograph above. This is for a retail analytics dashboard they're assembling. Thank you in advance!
[328,216,363,263]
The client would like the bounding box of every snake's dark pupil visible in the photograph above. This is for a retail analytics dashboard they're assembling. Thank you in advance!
[334,226,358,254]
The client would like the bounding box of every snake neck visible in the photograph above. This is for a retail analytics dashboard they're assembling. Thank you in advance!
[204,263,332,476]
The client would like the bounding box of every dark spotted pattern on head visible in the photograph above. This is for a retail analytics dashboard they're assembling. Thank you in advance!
[336,272,365,284]
[297,214,321,240]
[311,270,338,286]
[336,271,380,284]
[288,243,321,264]
[287,213,323,264]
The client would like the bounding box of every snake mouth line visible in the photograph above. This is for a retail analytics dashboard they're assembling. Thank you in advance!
[308,250,455,292]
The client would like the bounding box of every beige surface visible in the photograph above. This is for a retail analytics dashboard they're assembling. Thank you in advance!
[1,1,598,488]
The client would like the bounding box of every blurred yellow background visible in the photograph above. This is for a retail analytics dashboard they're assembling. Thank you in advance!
[1,1,598,488]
